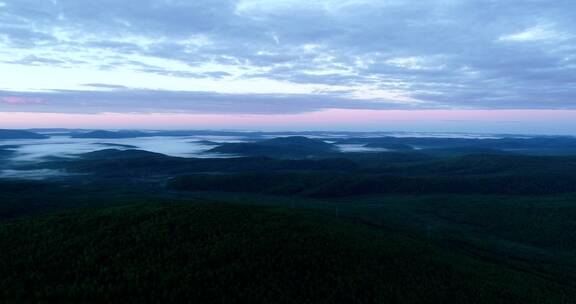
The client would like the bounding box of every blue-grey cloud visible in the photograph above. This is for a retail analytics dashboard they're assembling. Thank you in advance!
[0,88,420,114]
[1,0,575,113]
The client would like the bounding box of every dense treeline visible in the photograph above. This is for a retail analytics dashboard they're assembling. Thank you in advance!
[36,149,358,177]
[168,171,576,197]
[23,150,576,197]
[336,136,576,151]
[346,153,576,174]
[31,149,576,179]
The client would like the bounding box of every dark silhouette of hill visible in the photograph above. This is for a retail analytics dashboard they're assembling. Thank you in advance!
[338,136,576,155]
[167,154,576,197]
[363,142,415,151]
[0,129,48,139]
[97,143,139,149]
[191,140,221,146]
[71,130,152,139]
[36,149,358,177]
[209,136,338,158]
[81,149,167,160]
[419,146,513,156]
[0,148,14,159]
[28,149,576,196]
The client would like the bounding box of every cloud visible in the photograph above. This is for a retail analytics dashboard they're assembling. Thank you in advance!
[0,87,425,114]
[0,96,45,105]
[0,0,575,113]
[82,83,130,89]
[499,24,570,42]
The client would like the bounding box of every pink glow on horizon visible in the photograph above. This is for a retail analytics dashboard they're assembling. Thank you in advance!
[1,109,576,134]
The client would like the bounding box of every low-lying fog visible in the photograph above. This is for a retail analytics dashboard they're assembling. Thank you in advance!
[1,135,243,162]
[0,134,418,163]
[0,135,246,179]
[0,131,506,180]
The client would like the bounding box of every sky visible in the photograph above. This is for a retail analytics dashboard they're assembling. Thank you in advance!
[1,0,576,133]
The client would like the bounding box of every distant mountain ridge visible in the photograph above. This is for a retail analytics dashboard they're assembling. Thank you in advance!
[80,149,167,160]
[71,130,152,139]
[0,130,48,140]
[209,136,338,158]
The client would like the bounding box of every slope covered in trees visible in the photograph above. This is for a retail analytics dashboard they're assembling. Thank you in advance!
[1,203,573,303]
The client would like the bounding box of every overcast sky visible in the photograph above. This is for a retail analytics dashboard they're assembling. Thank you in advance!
[1,0,576,132]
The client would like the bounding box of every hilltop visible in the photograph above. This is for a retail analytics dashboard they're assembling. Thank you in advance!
[209,136,338,158]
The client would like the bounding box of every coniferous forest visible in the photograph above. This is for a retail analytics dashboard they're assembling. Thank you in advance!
[2,131,576,303]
